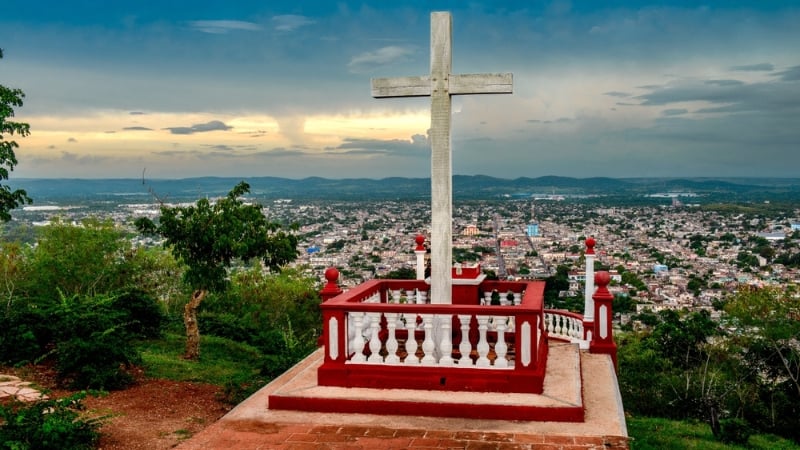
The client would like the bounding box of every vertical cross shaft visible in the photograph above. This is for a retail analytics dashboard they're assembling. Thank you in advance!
[429,12,453,305]
[371,12,512,304]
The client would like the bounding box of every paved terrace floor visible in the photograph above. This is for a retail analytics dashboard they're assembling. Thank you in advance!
[176,341,628,449]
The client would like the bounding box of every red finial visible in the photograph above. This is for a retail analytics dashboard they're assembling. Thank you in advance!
[594,271,611,295]
[320,267,343,301]
[585,236,596,255]
[415,234,426,251]
[324,267,339,284]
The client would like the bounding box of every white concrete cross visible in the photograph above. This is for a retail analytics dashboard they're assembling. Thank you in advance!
[371,11,512,304]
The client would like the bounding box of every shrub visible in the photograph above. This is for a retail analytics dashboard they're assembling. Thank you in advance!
[0,392,103,450]
[55,332,140,390]
[48,294,141,390]
[0,308,49,365]
[199,312,253,343]
[718,417,752,445]
[112,290,165,338]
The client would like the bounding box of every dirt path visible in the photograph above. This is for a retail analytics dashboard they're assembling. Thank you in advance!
[1,367,231,450]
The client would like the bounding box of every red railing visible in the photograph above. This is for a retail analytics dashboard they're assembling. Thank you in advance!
[318,279,549,394]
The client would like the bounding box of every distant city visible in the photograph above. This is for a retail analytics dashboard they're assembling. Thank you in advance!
[5,176,800,320]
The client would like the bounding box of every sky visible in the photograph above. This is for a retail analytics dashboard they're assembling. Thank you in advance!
[1,1,799,180]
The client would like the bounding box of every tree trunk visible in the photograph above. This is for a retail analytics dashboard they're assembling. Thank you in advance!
[183,289,206,360]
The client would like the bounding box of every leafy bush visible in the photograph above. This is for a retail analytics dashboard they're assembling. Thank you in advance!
[718,418,752,445]
[55,332,140,390]
[0,392,103,450]
[112,290,165,338]
[48,295,141,389]
[0,308,50,365]
[199,312,253,343]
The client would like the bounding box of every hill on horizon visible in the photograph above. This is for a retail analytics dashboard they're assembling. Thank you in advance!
[11,175,800,203]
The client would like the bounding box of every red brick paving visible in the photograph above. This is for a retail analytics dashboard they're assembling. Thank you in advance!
[178,421,628,449]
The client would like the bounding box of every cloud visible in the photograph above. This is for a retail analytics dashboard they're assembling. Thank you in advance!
[730,63,774,72]
[163,120,233,135]
[189,20,261,34]
[662,108,688,116]
[604,91,631,98]
[129,111,147,115]
[123,126,152,131]
[271,15,315,32]
[67,137,77,143]
[327,134,429,156]
[59,151,111,164]
[152,150,204,157]
[348,46,415,73]
[775,65,800,81]
[635,75,800,116]
[705,79,744,87]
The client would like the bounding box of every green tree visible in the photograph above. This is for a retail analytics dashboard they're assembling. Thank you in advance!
[725,287,800,399]
[135,182,298,360]
[0,49,32,221]
[22,218,134,302]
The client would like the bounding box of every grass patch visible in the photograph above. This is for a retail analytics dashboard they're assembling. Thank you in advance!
[627,416,799,450]
[136,332,263,386]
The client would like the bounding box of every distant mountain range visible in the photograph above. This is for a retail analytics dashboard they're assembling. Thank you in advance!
[12,176,800,203]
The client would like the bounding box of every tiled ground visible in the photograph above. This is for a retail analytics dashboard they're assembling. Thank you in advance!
[178,421,629,449]
[176,343,629,450]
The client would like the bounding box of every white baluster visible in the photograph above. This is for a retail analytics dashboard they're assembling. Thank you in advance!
[366,313,382,363]
[350,312,366,363]
[420,314,436,365]
[545,313,554,334]
[476,315,491,367]
[404,314,419,364]
[513,292,521,305]
[405,289,415,304]
[347,312,357,349]
[438,314,454,366]
[391,289,401,304]
[494,316,509,368]
[417,290,427,304]
[384,312,400,364]
[483,292,491,306]
[457,314,472,365]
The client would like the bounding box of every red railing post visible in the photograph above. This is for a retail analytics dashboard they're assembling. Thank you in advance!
[589,271,617,369]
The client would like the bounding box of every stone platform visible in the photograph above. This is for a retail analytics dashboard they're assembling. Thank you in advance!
[176,341,628,449]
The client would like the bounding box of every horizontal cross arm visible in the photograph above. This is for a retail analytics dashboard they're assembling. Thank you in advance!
[371,76,432,98]
[449,73,513,95]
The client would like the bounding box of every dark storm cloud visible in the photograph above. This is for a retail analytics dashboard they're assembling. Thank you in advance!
[775,65,800,81]
[730,63,774,72]
[163,120,233,135]
[124,126,152,131]
[326,134,429,156]
[635,74,800,115]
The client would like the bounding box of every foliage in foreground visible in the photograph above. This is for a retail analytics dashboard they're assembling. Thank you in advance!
[0,48,33,222]
[618,287,800,444]
[0,392,103,450]
[135,181,300,360]
[137,332,268,404]
[627,416,799,450]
